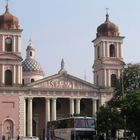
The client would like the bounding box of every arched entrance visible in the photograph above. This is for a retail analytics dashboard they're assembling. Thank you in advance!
[3,119,14,140]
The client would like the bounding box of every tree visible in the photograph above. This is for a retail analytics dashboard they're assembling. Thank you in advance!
[109,63,140,139]
[121,90,140,139]
[96,106,123,140]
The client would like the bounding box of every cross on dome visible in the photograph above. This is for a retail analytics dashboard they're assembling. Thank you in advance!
[105,8,109,21]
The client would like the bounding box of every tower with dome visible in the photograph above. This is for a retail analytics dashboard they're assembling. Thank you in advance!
[0,3,124,139]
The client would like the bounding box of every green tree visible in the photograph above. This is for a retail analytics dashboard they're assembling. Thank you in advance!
[97,63,140,139]
[96,106,123,139]
[109,63,140,139]
[121,90,140,139]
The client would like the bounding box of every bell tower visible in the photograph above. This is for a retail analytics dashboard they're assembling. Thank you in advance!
[92,12,124,88]
[0,4,23,86]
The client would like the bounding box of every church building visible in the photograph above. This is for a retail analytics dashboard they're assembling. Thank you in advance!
[0,3,124,139]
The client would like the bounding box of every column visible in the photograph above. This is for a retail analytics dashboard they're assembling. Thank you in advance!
[13,36,15,52]
[20,66,23,84]
[18,36,21,52]
[108,69,111,87]
[70,98,74,115]
[51,98,57,120]
[17,65,20,84]
[24,98,26,136]
[2,36,4,51]
[104,69,106,87]
[13,66,16,84]
[92,99,97,117]
[2,65,4,84]
[103,41,105,57]
[76,98,80,114]
[27,97,33,136]
[45,98,50,140]
[45,98,50,138]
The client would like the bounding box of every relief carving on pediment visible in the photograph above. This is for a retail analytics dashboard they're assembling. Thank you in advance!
[34,77,92,90]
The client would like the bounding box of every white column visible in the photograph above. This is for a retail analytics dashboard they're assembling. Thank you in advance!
[18,36,21,52]
[18,65,20,84]
[2,36,4,51]
[119,43,122,58]
[107,43,109,57]
[100,95,105,106]
[76,98,80,114]
[24,98,26,136]
[2,65,4,84]
[116,43,118,58]
[13,36,15,52]
[45,98,50,140]
[70,98,74,115]
[45,98,50,122]
[13,65,16,84]
[104,69,106,87]
[27,97,33,136]
[51,98,57,120]
[92,99,97,117]
[20,66,23,84]
[108,69,111,87]
[103,41,105,57]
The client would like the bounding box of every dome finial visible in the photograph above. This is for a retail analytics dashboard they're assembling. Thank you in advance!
[29,37,32,45]
[58,58,67,75]
[5,0,9,12]
[105,8,109,22]
[61,58,64,70]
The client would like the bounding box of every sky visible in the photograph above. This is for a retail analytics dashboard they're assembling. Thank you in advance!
[0,0,140,83]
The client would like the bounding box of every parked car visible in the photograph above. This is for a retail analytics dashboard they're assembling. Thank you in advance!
[20,136,39,140]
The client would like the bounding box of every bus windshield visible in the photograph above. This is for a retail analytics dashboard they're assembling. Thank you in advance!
[75,118,94,128]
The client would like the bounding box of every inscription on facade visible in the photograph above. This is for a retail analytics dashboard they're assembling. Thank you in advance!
[34,77,90,89]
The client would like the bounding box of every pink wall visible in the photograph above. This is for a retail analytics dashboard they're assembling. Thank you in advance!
[0,95,20,137]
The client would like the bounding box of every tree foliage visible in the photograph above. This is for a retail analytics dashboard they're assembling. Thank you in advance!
[121,90,140,138]
[97,63,140,139]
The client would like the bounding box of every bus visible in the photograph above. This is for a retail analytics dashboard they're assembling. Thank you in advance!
[47,116,96,140]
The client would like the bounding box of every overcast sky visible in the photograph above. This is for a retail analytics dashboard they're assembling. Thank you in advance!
[0,0,140,82]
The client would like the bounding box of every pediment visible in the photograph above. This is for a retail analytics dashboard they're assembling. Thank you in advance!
[0,53,22,61]
[27,73,96,90]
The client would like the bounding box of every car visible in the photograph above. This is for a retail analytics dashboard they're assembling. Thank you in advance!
[20,136,39,140]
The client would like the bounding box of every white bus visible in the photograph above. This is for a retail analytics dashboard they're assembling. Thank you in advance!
[47,116,96,140]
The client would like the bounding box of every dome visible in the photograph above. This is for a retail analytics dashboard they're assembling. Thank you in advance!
[0,5,19,29]
[22,58,44,75]
[97,14,119,37]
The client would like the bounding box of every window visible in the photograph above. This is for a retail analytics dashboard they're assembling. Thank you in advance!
[5,70,12,86]
[22,79,24,85]
[111,74,117,87]
[30,51,32,56]
[96,75,99,86]
[31,79,35,83]
[97,46,100,58]
[5,37,12,52]
[109,44,115,57]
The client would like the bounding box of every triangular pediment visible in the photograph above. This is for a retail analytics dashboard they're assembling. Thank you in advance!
[27,73,97,90]
[0,53,22,61]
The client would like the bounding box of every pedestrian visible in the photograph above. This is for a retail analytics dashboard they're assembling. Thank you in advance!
[16,135,20,140]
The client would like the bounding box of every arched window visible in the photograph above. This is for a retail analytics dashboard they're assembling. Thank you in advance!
[5,70,12,86]
[5,37,12,52]
[22,79,24,85]
[31,79,35,83]
[96,75,99,86]
[97,46,100,59]
[111,74,117,87]
[30,51,32,57]
[110,44,115,57]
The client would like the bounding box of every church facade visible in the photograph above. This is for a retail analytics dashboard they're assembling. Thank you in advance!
[0,4,124,139]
